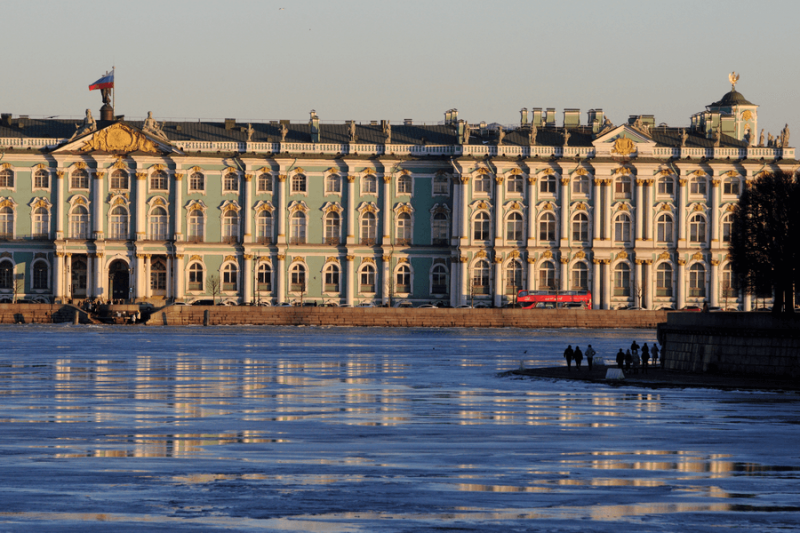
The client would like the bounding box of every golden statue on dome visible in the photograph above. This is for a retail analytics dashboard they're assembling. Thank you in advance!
[729,72,740,90]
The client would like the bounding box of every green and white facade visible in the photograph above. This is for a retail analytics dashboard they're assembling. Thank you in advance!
[0,83,795,309]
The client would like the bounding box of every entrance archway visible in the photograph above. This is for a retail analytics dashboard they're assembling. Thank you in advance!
[108,259,130,302]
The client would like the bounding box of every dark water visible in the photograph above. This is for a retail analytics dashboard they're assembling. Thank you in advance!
[0,325,798,532]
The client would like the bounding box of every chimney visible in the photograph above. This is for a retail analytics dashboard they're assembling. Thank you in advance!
[545,108,556,128]
[1,113,11,127]
[309,109,320,143]
[531,108,543,128]
[520,108,528,127]
[457,119,465,144]
[444,109,451,124]
[587,109,604,134]
[404,119,413,125]
[224,118,236,130]
[451,108,458,124]
[563,108,580,128]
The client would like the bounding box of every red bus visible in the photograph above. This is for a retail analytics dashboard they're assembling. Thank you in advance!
[516,290,592,309]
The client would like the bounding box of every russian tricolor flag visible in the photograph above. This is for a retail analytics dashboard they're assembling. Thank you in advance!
[89,70,114,91]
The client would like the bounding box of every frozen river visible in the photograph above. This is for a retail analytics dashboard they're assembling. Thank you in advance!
[0,325,798,532]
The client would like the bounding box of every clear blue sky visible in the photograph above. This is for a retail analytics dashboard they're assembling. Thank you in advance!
[4,0,798,138]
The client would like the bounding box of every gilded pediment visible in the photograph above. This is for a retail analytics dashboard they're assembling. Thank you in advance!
[592,125,657,156]
[56,122,180,155]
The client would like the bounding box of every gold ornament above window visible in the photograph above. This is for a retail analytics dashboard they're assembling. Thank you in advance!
[612,137,636,156]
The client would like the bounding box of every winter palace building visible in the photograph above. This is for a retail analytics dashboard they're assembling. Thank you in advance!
[0,79,795,309]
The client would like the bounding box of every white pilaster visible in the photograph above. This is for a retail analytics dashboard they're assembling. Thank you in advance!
[460,259,468,306]
[243,174,253,243]
[95,254,104,301]
[93,172,104,239]
[635,178,644,241]
[382,255,390,306]
[174,174,183,241]
[645,180,655,241]
[166,256,172,300]
[134,254,145,301]
[382,176,391,245]
[449,259,459,308]
[527,259,536,292]
[644,261,654,310]
[135,173,146,240]
[277,254,286,304]
[634,260,643,307]
[710,260,719,307]
[86,255,93,299]
[460,176,469,243]
[493,259,502,307]
[601,262,610,310]
[278,175,287,245]
[592,259,601,309]
[743,292,752,312]
[560,177,569,244]
[710,178,720,247]
[56,171,65,239]
[346,255,355,306]
[677,178,687,244]
[243,254,253,304]
[677,261,686,309]
[451,180,461,243]
[175,254,185,301]
[346,176,356,245]
[527,177,537,246]
[603,180,612,240]
[54,254,63,301]
[144,255,152,299]
[593,178,602,241]
[494,176,504,243]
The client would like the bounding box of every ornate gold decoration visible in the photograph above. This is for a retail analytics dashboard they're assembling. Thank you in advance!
[73,197,86,205]
[80,123,161,154]
[692,252,704,260]
[559,256,568,264]
[690,170,706,176]
[576,251,586,259]
[475,168,489,175]
[223,255,236,263]
[174,173,184,180]
[658,169,672,176]
[72,162,87,170]
[363,204,377,214]
[460,175,470,184]
[135,172,147,180]
[396,204,412,214]
[94,171,105,179]
[660,204,672,211]
[508,201,522,210]
[728,71,739,89]
[636,178,645,186]
[277,254,286,261]
[492,256,503,264]
[635,259,644,265]
[476,201,489,210]
[677,259,686,266]
[575,168,588,176]
[614,167,632,175]
[360,168,375,175]
[476,250,487,258]
[527,257,536,264]
[243,254,253,260]
[575,202,587,211]
[34,163,46,170]
[679,179,687,186]
[175,254,184,260]
[542,251,553,259]
[56,171,65,178]
[278,175,287,182]
[509,250,520,258]
[0,199,13,208]
[711,179,721,187]
[618,251,628,259]
[111,197,126,206]
[560,177,569,185]
[742,110,753,121]
[244,174,253,182]
[397,257,409,263]
[693,204,705,211]
[542,202,553,211]
[33,199,49,209]
[592,258,602,264]
[495,176,504,184]
[528,176,536,184]
[150,164,166,171]
[540,168,554,175]
[617,203,630,211]
[324,256,340,264]
[346,175,356,182]
[345,255,355,261]
[362,257,375,264]
[726,204,736,211]
[710,259,720,266]
[612,137,636,156]
[383,176,392,184]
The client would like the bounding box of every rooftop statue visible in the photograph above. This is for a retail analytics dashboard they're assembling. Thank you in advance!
[349,121,357,143]
[280,123,288,142]
[142,111,169,142]
[497,125,505,145]
[563,128,570,146]
[385,123,391,144]
[767,132,774,147]
[759,129,765,147]
[463,123,470,145]
[729,71,740,90]
[781,123,790,147]
[246,123,254,142]
[680,129,688,147]
[69,109,97,141]
[713,127,721,147]
[529,123,537,146]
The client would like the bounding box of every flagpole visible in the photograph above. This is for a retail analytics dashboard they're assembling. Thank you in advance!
[112,66,115,116]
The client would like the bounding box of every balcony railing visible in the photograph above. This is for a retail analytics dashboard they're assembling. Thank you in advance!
[395,238,411,246]
[289,237,306,245]
[360,238,376,246]
[256,236,272,245]
[222,235,239,244]
[324,237,341,245]
[432,238,448,246]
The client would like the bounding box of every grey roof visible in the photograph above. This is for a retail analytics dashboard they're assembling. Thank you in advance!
[709,90,755,107]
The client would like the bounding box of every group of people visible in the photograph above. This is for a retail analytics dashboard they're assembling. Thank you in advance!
[563,341,663,374]
[562,344,597,371]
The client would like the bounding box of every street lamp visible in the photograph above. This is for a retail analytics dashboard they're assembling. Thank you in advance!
[128,265,134,304]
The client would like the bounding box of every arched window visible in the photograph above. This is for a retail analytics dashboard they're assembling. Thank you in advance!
[222,210,240,242]
[689,213,706,243]
[110,170,128,190]
[505,260,522,295]
[223,172,238,192]
[71,169,89,190]
[475,173,492,194]
[70,205,90,239]
[432,212,449,245]
[572,212,589,242]
[395,264,411,293]
[571,262,588,290]
[359,264,376,293]
[615,175,632,199]
[507,174,523,195]
[150,206,168,240]
[656,263,673,296]
[360,212,376,245]
[150,170,167,191]
[0,206,13,238]
[290,263,306,292]
[109,206,128,240]
[291,174,306,193]
[222,263,238,291]
[433,175,449,195]
[540,173,556,194]
[539,212,556,241]
[189,172,204,192]
[689,176,707,196]
[506,212,523,241]
[32,260,49,290]
[614,213,631,243]
[0,260,12,289]
[34,169,49,189]
[188,209,204,242]
[656,213,674,243]
[472,260,490,294]
[324,212,340,244]
[721,263,735,300]
[473,212,490,241]
[150,258,167,292]
[0,168,14,188]
[258,173,273,193]
[256,211,273,244]
[431,264,448,294]
[33,207,49,238]
[538,261,555,290]
[396,212,412,244]
[613,263,631,296]
[188,263,204,291]
[572,174,589,195]
[657,176,674,196]
[721,213,733,243]
[689,263,706,297]
[325,174,340,194]
[723,177,740,196]
[398,175,412,195]
[361,175,376,194]
[323,263,339,292]
[257,263,272,292]
[290,211,306,244]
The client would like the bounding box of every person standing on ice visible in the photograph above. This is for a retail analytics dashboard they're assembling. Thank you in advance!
[630,340,640,360]
[641,344,650,374]
[624,349,633,371]
[616,349,625,369]
[585,345,596,371]
[573,346,583,370]
[564,345,574,371]
[651,344,659,367]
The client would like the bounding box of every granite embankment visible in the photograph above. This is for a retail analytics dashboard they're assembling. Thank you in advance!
[0,303,96,324]
[153,306,668,328]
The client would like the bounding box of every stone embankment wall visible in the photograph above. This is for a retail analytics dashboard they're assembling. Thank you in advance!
[155,306,668,329]
[658,313,800,378]
[0,303,94,324]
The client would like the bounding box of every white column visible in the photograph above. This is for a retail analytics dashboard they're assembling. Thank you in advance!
[743,292,752,312]
[346,255,355,306]
[601,262,611,310]
[175,254,185,301]
[645,180,655,241]
[382,255,390,306]
[635,260,643,307]
[278,176,288,244]
[382,177,391,246]
[174,174,183,241]
[56,171,65,239]
[243,254,253,304]
[133,254,145,301]
[644,261,654,310]
[54,253,64,301]
[676,261,686,309]
[710,179,720,247]
[494,176,504,243]
[527,177,536,246]
[592,259,601,309]
[527,259,536,291]
[560,177,569,244]
[460,177,469,242]
[166,256,172,300]
[86,256,94,298]
[677,179,687,244]
[710,260,719,307]
[135,173,146,240]
[144,255,152,299]
[450,258,459,308]
[277,254,286,304]
[635,178,644,241]
[95,253,105,301]
[460,260,468,306]
[560,258,568,292]
[243,175,253,244]
[93,172,104,239]
[593,178,602,241]
[493,259,502,307]
[603,180,612,240]
[452,179,461,242]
